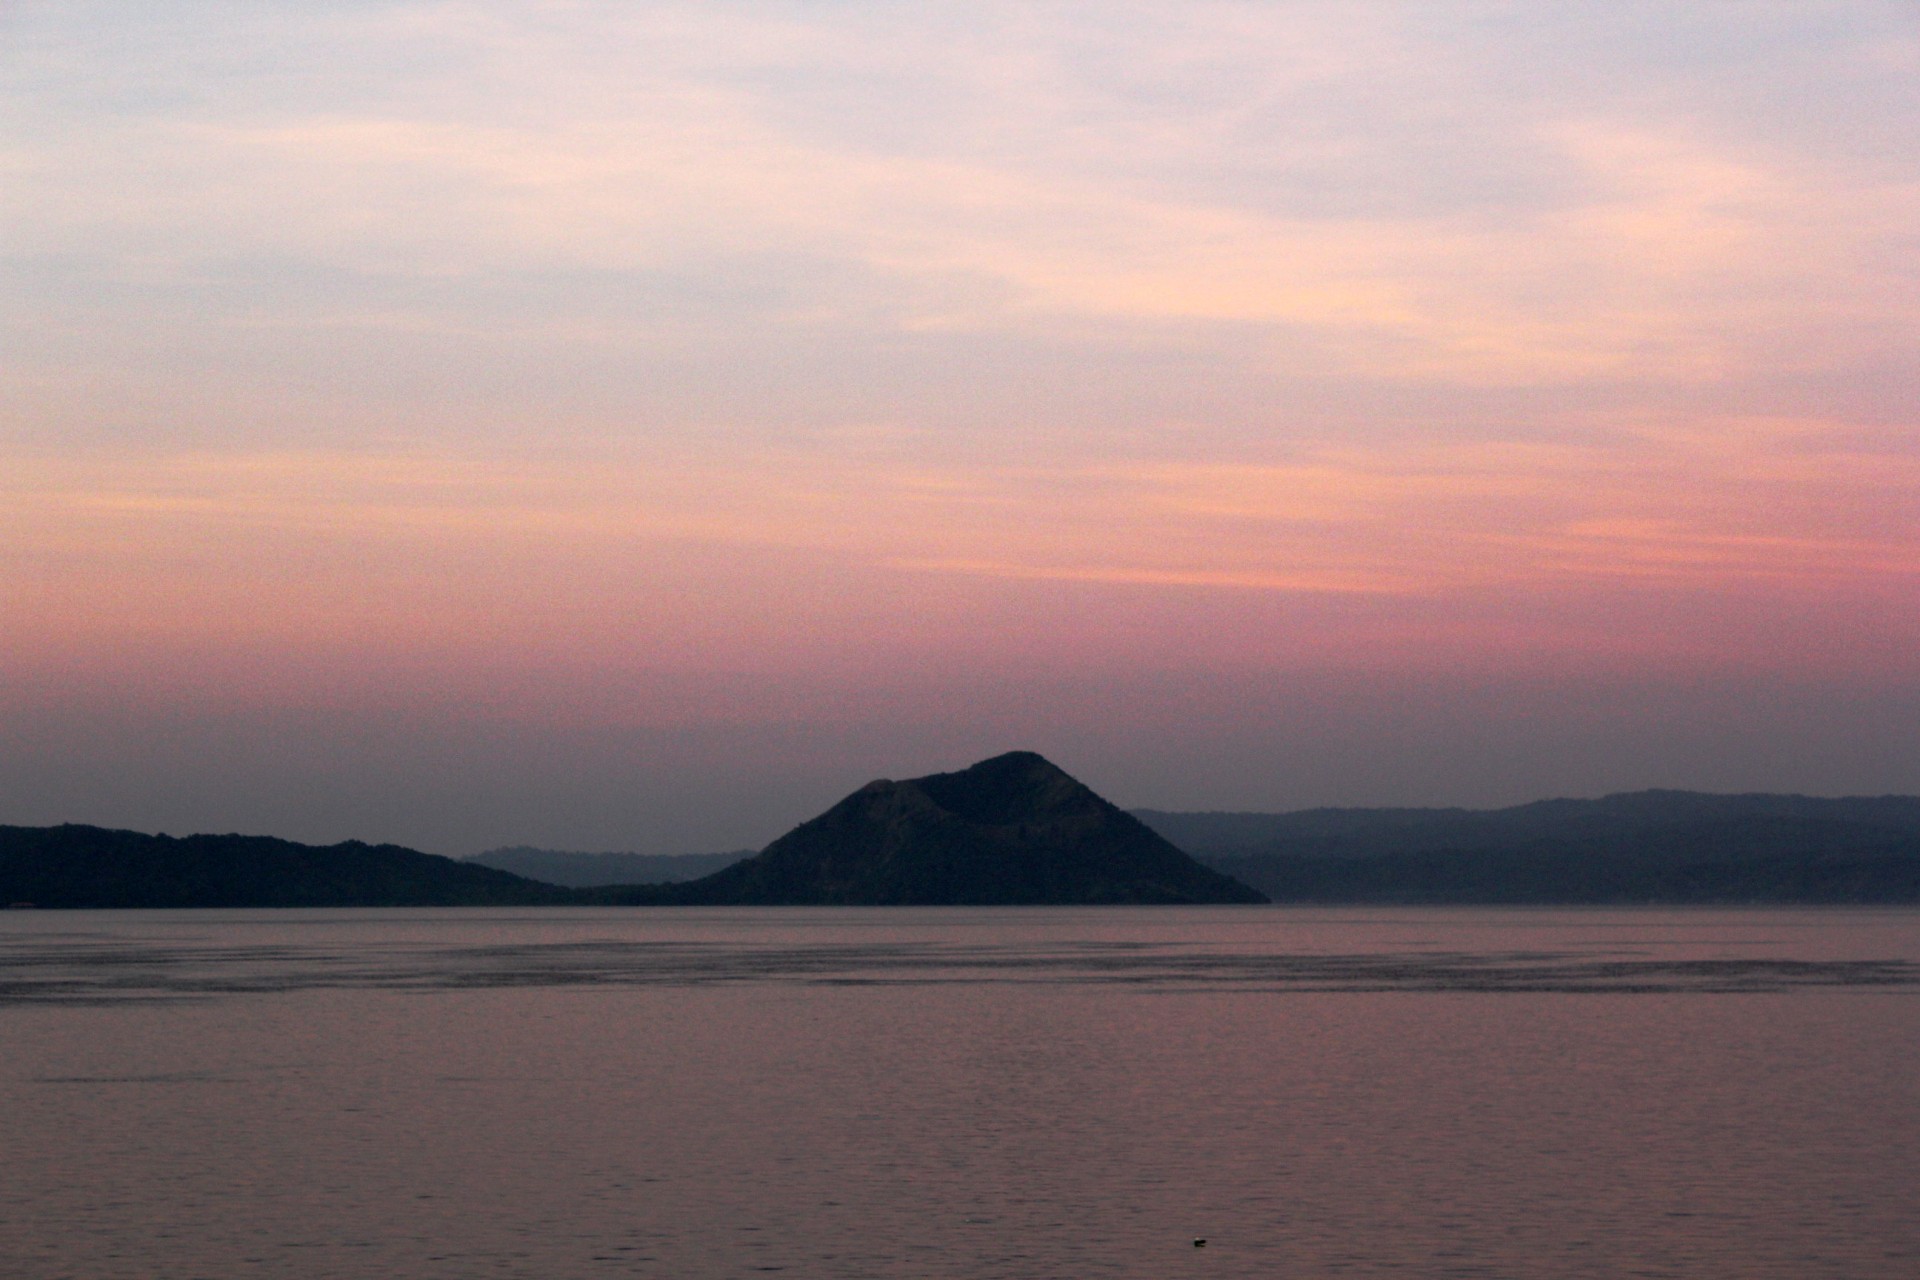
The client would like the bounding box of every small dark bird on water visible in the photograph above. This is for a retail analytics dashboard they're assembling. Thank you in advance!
[1193,1238,1207,1248]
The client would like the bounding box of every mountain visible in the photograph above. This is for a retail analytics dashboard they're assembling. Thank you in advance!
[1135,792,1920,860]
[17,783,1914,910]
[0,754,1261,909]
[467,847,750,887]
[1134,791,1920,903]
[0,824,569,909]
[600,752,1267,905]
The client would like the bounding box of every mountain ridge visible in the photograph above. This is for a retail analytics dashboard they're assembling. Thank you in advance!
[598,752,1267,905]
[1133,790,1920,902]
[0,824,569,909]
[9,782,1920,908]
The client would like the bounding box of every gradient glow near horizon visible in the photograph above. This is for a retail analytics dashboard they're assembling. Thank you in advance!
[4,1,1918,854]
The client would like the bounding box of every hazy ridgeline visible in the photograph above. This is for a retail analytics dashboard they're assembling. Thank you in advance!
[1139,791,1920,858]
[1137,791,1920,903]
[467,847,751,887]
[467,789,1920,904]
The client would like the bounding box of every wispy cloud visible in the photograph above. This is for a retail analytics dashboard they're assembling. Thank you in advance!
[7,2,1915,392]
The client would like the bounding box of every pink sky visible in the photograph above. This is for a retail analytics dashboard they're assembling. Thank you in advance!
[3,2,1917,852]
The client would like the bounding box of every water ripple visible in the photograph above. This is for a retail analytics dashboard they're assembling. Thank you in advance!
[3,936,1915,1005]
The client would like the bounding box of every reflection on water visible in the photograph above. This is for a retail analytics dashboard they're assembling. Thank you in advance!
[6,906,1920,1004]
[3,908,1917,1278]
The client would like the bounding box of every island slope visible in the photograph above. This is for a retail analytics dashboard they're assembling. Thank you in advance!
[600,751,1268,905]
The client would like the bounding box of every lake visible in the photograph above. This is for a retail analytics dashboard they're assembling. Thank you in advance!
[3,907,1917,1278]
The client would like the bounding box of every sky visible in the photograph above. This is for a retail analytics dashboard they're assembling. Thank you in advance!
[3,1,1918,855]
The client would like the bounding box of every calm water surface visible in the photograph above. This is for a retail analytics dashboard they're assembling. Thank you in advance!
[3,907,1916,1279]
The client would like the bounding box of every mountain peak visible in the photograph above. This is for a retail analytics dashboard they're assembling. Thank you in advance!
[910,751,1094,827]
[635,753,1266,906]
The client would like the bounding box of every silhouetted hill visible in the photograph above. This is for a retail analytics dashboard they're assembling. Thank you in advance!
[1134,792,1920,903]
[17,785,1916,910]
[468,847,750,887]
[600,752,1267,905]
[0,824,569,909]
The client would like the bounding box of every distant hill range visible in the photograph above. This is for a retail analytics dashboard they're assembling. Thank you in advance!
[467,847,750,888]
[0,825,567,909]
[0,753,1259,908]
[1134,791,1920,903]
[9,777,1920,909]
[595,752,1266,906]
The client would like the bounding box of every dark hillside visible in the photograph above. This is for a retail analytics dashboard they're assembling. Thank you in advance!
[1136,793,1920,903]
[1136,792,1920,861]
[1,824,569,909]
[601,752,1266,906]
